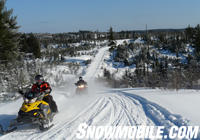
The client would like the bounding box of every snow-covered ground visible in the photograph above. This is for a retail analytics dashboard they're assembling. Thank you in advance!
[97,48,136,80]
[84,47,109,81]
[112,88,200,125]
[1,87,199,139]
[0,43,199,139]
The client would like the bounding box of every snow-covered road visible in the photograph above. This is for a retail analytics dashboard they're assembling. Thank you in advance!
[0,46,199,140]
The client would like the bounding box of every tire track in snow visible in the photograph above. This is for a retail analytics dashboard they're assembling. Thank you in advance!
[31,93,156,139]
[28,96,104,140]
[0,91,191,140]
[120,91,188,126]
[117,90,189,138]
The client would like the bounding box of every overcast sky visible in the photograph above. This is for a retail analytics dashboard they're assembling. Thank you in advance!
[6,0,200,33]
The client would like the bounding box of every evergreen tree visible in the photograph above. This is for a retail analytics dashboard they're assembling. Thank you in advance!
[193,24,200,60]
[0,0,19,64]
[108,27,114,41]
[185,25,194,43]
[19,33,29,53]
[26,33,41,58]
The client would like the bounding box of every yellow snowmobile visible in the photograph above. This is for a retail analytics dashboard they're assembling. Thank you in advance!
[0,91,54,134]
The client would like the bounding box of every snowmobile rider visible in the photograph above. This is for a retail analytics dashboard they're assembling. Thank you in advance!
[75,76,87,86]
[31,75,58,113]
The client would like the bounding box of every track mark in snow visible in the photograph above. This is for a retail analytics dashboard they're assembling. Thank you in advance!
[35,93,157,139]
[28,96,105,140]
[121,91,188,126]
[117,90,189,137]
[0,91,192,140]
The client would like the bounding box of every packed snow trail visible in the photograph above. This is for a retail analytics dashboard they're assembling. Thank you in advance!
[83,46,110,93]
[0,46,196,140]
[0,91,190,140]
[84,46,109,81]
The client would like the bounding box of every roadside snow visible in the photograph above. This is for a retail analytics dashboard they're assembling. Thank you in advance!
[118,88,200,125]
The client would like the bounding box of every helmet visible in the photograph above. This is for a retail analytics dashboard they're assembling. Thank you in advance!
[35,75,44,84]
[79,76,83,80]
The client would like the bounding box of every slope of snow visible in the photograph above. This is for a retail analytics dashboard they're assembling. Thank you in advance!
[115,39,131,46]
[134,37,144,44]
[97,47,136,80]
[121,88,200,125]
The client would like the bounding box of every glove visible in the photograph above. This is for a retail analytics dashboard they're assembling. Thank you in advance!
[40,91,46,96]
[40,91,49,97]
[43,89,51,94]
[36,92,45,100]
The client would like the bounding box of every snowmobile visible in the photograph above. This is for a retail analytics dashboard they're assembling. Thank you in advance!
[75,83,88,94]
[0,91,54,135]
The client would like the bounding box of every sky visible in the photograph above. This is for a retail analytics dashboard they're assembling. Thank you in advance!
[6,0,200,33]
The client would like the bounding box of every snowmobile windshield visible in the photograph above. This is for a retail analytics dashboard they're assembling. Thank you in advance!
[24,97,37,104]
[24,91,37,100]
[24,92,38,103]
[28,98,37,103]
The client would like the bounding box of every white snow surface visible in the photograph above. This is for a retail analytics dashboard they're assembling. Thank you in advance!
[84,46,109,81]
[0,45,199,139]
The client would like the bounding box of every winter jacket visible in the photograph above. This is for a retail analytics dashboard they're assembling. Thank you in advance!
[76,80,87,86]
[31,82,52,95]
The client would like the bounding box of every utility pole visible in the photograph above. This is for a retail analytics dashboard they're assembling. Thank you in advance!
[145,24,149,86]
[146,24,148,37]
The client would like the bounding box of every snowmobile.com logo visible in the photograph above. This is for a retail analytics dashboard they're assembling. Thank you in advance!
[76,123,199,139]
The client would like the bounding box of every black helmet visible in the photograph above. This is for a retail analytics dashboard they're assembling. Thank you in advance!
[79,76,82,80]
[35,75,44,84]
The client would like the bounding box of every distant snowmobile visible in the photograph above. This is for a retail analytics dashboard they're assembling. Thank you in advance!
[0,91,55,135]
[75,77,88,94]
[75,83,88,94]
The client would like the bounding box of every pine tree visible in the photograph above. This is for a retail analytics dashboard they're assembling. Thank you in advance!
[193,24,200,61]
[19,33,29,53]
[185,25,194,43]
[108,27,114,41]
[26,33,41,58]
[0,0,19,64]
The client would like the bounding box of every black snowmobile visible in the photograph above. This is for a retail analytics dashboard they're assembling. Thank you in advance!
[0,91,55,135]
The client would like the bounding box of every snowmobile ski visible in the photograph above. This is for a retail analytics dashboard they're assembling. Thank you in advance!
[40,124,54,131]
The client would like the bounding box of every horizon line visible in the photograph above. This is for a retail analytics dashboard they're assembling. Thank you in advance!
[19,27,188,34]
